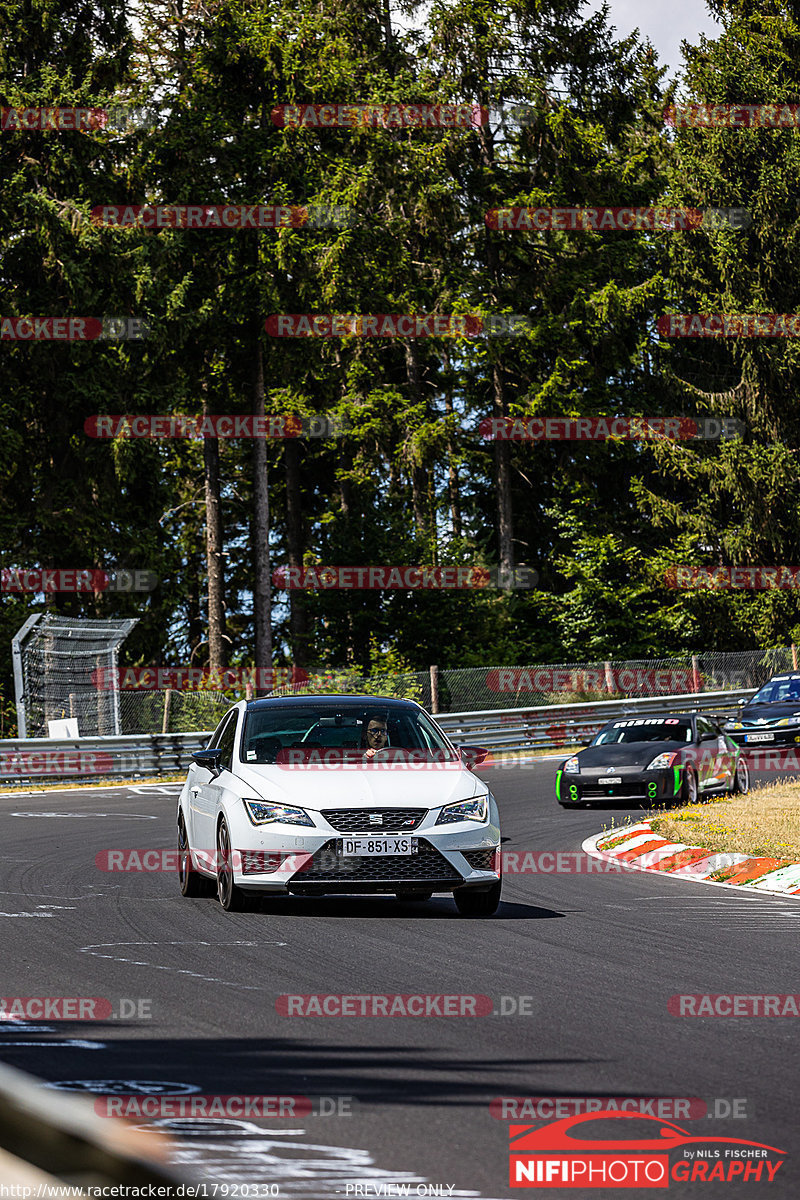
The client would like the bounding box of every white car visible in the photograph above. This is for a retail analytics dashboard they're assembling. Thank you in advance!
[177,694,501,915]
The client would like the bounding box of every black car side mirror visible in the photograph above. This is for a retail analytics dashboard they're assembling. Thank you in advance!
[458,745,489,767]
[192,747,223,776]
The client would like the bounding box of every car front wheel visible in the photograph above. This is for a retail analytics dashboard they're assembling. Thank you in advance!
[216,817,251,912]
[178,812,212,898]
[681,766,699,804]
[733,756,750,794]
[454,881,501,917]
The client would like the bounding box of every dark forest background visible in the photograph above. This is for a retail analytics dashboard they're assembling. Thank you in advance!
[3,0,800,728]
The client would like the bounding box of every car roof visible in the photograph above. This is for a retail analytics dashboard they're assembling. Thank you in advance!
[601,712,696,725]
[245,694,422,712]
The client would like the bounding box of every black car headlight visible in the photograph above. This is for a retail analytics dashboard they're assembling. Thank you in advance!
[563,756,580,774]
[645,751,678,771]
[243,799,314,827]
[435,795,489,825]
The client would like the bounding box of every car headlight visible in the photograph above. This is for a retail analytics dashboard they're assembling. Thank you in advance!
[563,756,580,774]
[725,722,742,730]
[778,717,800,726]
[435,795,489,825]
[646,751,678,770]
[243,799,314,826]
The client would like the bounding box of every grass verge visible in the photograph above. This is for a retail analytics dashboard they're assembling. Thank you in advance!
[650,780,800,861]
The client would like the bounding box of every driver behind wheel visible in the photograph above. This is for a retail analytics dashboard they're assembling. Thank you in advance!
[362,713,389,760]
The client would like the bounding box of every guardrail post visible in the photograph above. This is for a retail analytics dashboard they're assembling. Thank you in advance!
[430,665,439,713]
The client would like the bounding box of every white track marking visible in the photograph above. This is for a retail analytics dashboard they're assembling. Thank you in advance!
[79,941,287,989]
[10,811,157,819]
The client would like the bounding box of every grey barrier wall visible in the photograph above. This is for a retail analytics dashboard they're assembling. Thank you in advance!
[0,1060,185,1188]
[0,690,755,782]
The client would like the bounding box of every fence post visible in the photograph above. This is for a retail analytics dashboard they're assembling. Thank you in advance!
[692,655,702,693]
[161,688,172,734]
[604,661,615,693]
[430,665,439,714]
[793,645,798,670]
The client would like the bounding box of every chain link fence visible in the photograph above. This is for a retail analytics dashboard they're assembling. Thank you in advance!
[30,646,797,736]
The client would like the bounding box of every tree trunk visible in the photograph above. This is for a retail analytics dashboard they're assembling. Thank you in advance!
[493,358,514,575]
[285,437,309,667]
[252,340,273,692]
[442,350,462,538]
[203,395,227,673]
[403,341,430,542]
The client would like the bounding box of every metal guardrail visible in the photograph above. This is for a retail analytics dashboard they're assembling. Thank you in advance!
[0,730,209,782]
[0,689,756,781]
[0,1060,185,1190]
[436,688,756,755]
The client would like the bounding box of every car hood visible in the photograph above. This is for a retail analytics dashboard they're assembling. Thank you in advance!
[230,762,482,809]
[575,741,687,769]
[735,703,800,727]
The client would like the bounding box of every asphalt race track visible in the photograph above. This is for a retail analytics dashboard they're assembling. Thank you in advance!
[2,760,799,1198]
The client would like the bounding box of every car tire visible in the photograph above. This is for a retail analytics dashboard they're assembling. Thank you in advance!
[681,767,699,805]
[216,817,251,912]
[178,813,212,897]
[733,756,750,794]
[396,891,433,902]
[454,881,501,917]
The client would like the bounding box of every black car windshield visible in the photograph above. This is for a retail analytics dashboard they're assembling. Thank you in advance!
[240,702,457,764]
[594,719,693,745]
[751,677,800,705]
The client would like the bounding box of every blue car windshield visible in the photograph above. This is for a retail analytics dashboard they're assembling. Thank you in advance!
[751,677,800,704]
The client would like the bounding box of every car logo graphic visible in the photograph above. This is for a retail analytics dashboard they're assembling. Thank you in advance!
[509,1111,786,1188]
[369,814,383,825]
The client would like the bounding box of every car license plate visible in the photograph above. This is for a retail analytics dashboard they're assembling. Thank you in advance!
[339,837,418,857]
[745,733,774,743]
[598,776,622,785]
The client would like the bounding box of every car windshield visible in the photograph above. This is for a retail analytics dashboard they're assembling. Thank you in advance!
[594,720,693,745]
[240,702,457,764]
[751,677,800,704]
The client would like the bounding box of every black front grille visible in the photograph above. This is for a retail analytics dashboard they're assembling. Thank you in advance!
[581,784,649,799]
[323,807,427,833]
[462,848,499,871]
[287,838,461,894]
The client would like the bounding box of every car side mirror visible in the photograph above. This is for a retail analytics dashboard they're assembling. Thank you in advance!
[737,698,746,707]
[701,732,717,742]
[458,745,489,767]
[192,747,223,776]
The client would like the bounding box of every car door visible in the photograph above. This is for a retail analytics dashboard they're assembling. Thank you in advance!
[708,717,737,789]
[192,708,238,864]
[695,716,726,791]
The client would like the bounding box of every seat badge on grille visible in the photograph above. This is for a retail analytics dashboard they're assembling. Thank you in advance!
[369,814,383,825]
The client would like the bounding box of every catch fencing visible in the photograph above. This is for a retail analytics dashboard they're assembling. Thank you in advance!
[15,645,795,738]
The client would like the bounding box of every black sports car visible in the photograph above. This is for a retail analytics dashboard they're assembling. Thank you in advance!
[724,673,800,748]
[555,712,750,807]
